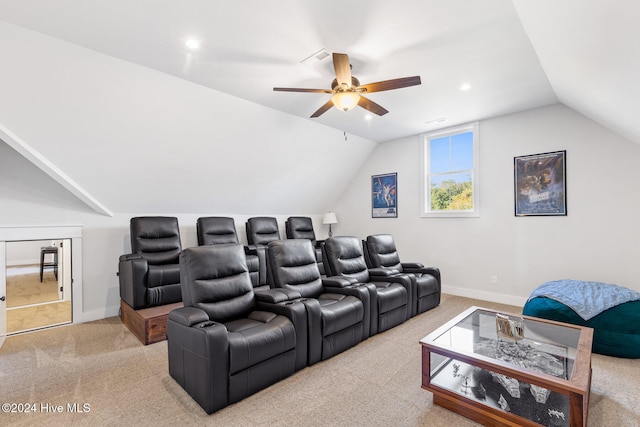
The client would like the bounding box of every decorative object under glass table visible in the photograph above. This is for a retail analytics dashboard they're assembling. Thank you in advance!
[420,306,593,427]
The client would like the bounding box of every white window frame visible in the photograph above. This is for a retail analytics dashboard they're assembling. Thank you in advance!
[420,122,479,218]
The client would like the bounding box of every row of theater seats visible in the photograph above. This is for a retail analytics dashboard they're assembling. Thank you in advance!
[166,237,441,414]
[118,216,324,310]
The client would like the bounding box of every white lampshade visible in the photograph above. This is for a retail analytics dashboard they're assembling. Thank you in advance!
[322,212,338,225]
[331,91,360,111]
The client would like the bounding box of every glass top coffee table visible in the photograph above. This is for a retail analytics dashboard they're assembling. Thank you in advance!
[420,306,593,427]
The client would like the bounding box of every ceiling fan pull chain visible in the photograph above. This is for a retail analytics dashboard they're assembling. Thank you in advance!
[344,131,347,141]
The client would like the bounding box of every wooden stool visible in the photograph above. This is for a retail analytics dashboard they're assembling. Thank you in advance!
[40,246,58,282]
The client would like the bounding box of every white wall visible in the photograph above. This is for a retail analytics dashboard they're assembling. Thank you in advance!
[0,21,376,216]
[0,144,333,320]
[0,118,339,321]
[3,103,639,322]
[6,240,58,266]
[334,104,640,306]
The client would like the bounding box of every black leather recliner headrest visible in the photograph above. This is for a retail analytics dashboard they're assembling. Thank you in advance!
[267,239,323,298]
[285,216,316,242]
[180,244,254,322]
[246,217,280,245]
[323,236,369,283]
[197,217,240,245]
[365,234,402,270]
[130,216,181,265]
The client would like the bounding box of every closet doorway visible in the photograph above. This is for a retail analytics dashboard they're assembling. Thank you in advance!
[0,225,83,348]
[5,239,72,334]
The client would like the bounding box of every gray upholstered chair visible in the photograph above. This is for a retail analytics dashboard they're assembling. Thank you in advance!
[363,234,441,316]
[267,239,372,364]
[196,216,262,289]
[118,216,182,309]
[323,236,412,335]
[166,244,307,414]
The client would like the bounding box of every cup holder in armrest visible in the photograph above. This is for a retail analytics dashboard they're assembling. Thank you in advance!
[283,298,308,305]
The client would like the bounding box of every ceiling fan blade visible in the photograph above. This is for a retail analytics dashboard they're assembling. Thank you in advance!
[273,87,333,93]
[358,76,421,93]
[333,53,353,89]
[310,99,335,118]
[357,95,389,116]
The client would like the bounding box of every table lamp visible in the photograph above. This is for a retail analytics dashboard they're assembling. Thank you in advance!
[322,212,338,237]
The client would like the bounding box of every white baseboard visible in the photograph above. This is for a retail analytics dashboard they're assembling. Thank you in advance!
[442,285,528,308]
[81,304,120,323]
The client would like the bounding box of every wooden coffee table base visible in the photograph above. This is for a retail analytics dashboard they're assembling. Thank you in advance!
[430,388,569,427]
[433,392,527,427]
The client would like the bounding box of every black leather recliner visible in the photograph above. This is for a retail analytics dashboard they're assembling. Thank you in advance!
[245,217,281,286]
[196,217,262,290]
[166,244,308,414]
[267,239,371,364]
[363,234,441,316]
[323,236,412,335]
[285,216,325,275]
[118,216,182,310]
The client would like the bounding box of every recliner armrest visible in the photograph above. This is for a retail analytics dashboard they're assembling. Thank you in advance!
[168,307,210,327]
[118,253,149,310]
[322,276,359,288]
[166,307,230,414]
[368,267,400,277]
[254,288,302,303]
[401,262,424,269]
[244,245,259,256]
[247,244,268,286]
[119,253,144,262]
[403,265,441,283]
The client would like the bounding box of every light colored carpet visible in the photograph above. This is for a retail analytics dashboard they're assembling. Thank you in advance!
[0,294,638,427]
[6,265,60,307]
[5,265,71,334]
[7,301,72,334]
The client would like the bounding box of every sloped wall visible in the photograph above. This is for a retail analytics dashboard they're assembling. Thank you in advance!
[0,21,376,216]
[0,144,338,320]
[0,21,377,321]
[334,104,640,305]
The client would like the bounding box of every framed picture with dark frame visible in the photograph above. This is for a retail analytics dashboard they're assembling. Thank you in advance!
[514,150,566,216]
[372,173,398,218]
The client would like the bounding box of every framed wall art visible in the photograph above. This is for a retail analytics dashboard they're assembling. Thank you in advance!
[514,150,566,216]
[372,173,397,218]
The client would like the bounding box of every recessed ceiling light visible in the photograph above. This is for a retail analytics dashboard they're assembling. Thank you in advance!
[364,114,373,121]
[459,83,471,91]
[185,39,200,49]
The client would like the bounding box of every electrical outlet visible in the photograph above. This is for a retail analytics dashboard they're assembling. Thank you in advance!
[491,275,498,285]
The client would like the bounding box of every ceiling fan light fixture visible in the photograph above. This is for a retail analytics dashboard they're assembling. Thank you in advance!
[331,91,360,111]
[185,38,200,49]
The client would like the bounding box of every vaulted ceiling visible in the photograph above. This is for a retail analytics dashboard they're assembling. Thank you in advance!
[1,0,638,216]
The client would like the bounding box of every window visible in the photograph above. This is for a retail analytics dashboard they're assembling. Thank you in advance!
[421,123,479,217]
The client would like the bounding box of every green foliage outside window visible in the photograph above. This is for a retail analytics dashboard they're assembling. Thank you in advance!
[430,180,473,211]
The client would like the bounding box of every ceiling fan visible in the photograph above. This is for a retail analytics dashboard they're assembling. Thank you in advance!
[274,53,421,118]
